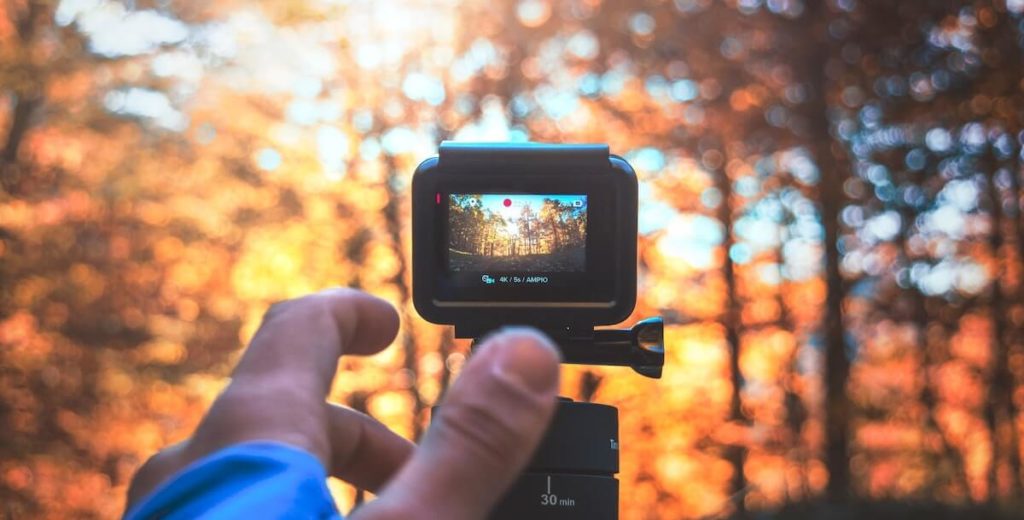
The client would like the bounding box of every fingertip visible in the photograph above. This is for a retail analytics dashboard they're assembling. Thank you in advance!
[479,328,561,395]
[355,294,401,353]
[360,327,562,520]
[321,289,399,355]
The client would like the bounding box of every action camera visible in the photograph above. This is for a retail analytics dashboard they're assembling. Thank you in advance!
[413,142,665,520]
[412,141,638,339]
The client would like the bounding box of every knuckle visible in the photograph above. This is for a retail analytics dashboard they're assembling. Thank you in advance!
[128,444,187,503]
[261,299,296,324]
[132,452,163,483]
[258,289,360,337]
[139,445,183,477]
[189,382,327,456]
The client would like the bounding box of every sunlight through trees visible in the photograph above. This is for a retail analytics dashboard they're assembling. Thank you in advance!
[2,0,1024,518]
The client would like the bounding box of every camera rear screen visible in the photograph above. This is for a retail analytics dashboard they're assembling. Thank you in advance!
[448,194,587,273]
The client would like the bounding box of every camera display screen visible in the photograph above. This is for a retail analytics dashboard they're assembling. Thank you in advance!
[448,194,588,274]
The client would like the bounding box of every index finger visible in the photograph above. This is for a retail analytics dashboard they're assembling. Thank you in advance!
[231,288,400,399]
[185,289,399,464]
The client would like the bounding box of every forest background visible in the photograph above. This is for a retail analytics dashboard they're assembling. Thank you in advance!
[2,0,1024,518]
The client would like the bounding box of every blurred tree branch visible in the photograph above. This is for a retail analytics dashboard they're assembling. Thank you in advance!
[0,0,43,192]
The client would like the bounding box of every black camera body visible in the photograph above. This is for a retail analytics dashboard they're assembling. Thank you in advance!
[412,142,664,520]
[411,142,638,340]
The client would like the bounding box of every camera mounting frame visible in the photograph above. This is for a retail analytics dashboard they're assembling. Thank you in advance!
[412,143,636,332]
[412,142,662,378]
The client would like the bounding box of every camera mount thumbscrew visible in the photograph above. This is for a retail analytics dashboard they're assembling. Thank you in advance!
[470,317,664,379]
[553,317,665,379]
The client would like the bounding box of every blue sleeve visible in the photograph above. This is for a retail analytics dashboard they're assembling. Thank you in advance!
[125,441,342,520]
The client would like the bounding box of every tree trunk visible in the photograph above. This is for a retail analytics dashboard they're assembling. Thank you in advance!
[983,148,1018,501]
[790,0,854,502]
[778,233,811,501]
[986,3,1024,497]
[817,119,852,506]
[1,0,45,191]
[715,155,748,518]
[1,96,39,165]
[1010,136,1024,502]
[383,154,425,439]
[578,370,602,403]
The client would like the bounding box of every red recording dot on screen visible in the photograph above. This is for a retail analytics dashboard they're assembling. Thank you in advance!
[503,198,512,207]
[436,193,441,204]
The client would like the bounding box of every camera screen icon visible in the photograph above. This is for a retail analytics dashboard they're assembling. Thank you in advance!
[481,275,496,284]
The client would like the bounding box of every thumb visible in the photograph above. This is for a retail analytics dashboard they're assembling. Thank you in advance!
[352,328,560,520]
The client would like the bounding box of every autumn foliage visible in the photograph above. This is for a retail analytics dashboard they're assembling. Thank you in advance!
[2,0,1024,519]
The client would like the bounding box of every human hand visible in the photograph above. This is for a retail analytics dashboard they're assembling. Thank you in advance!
[126,288,561,519]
